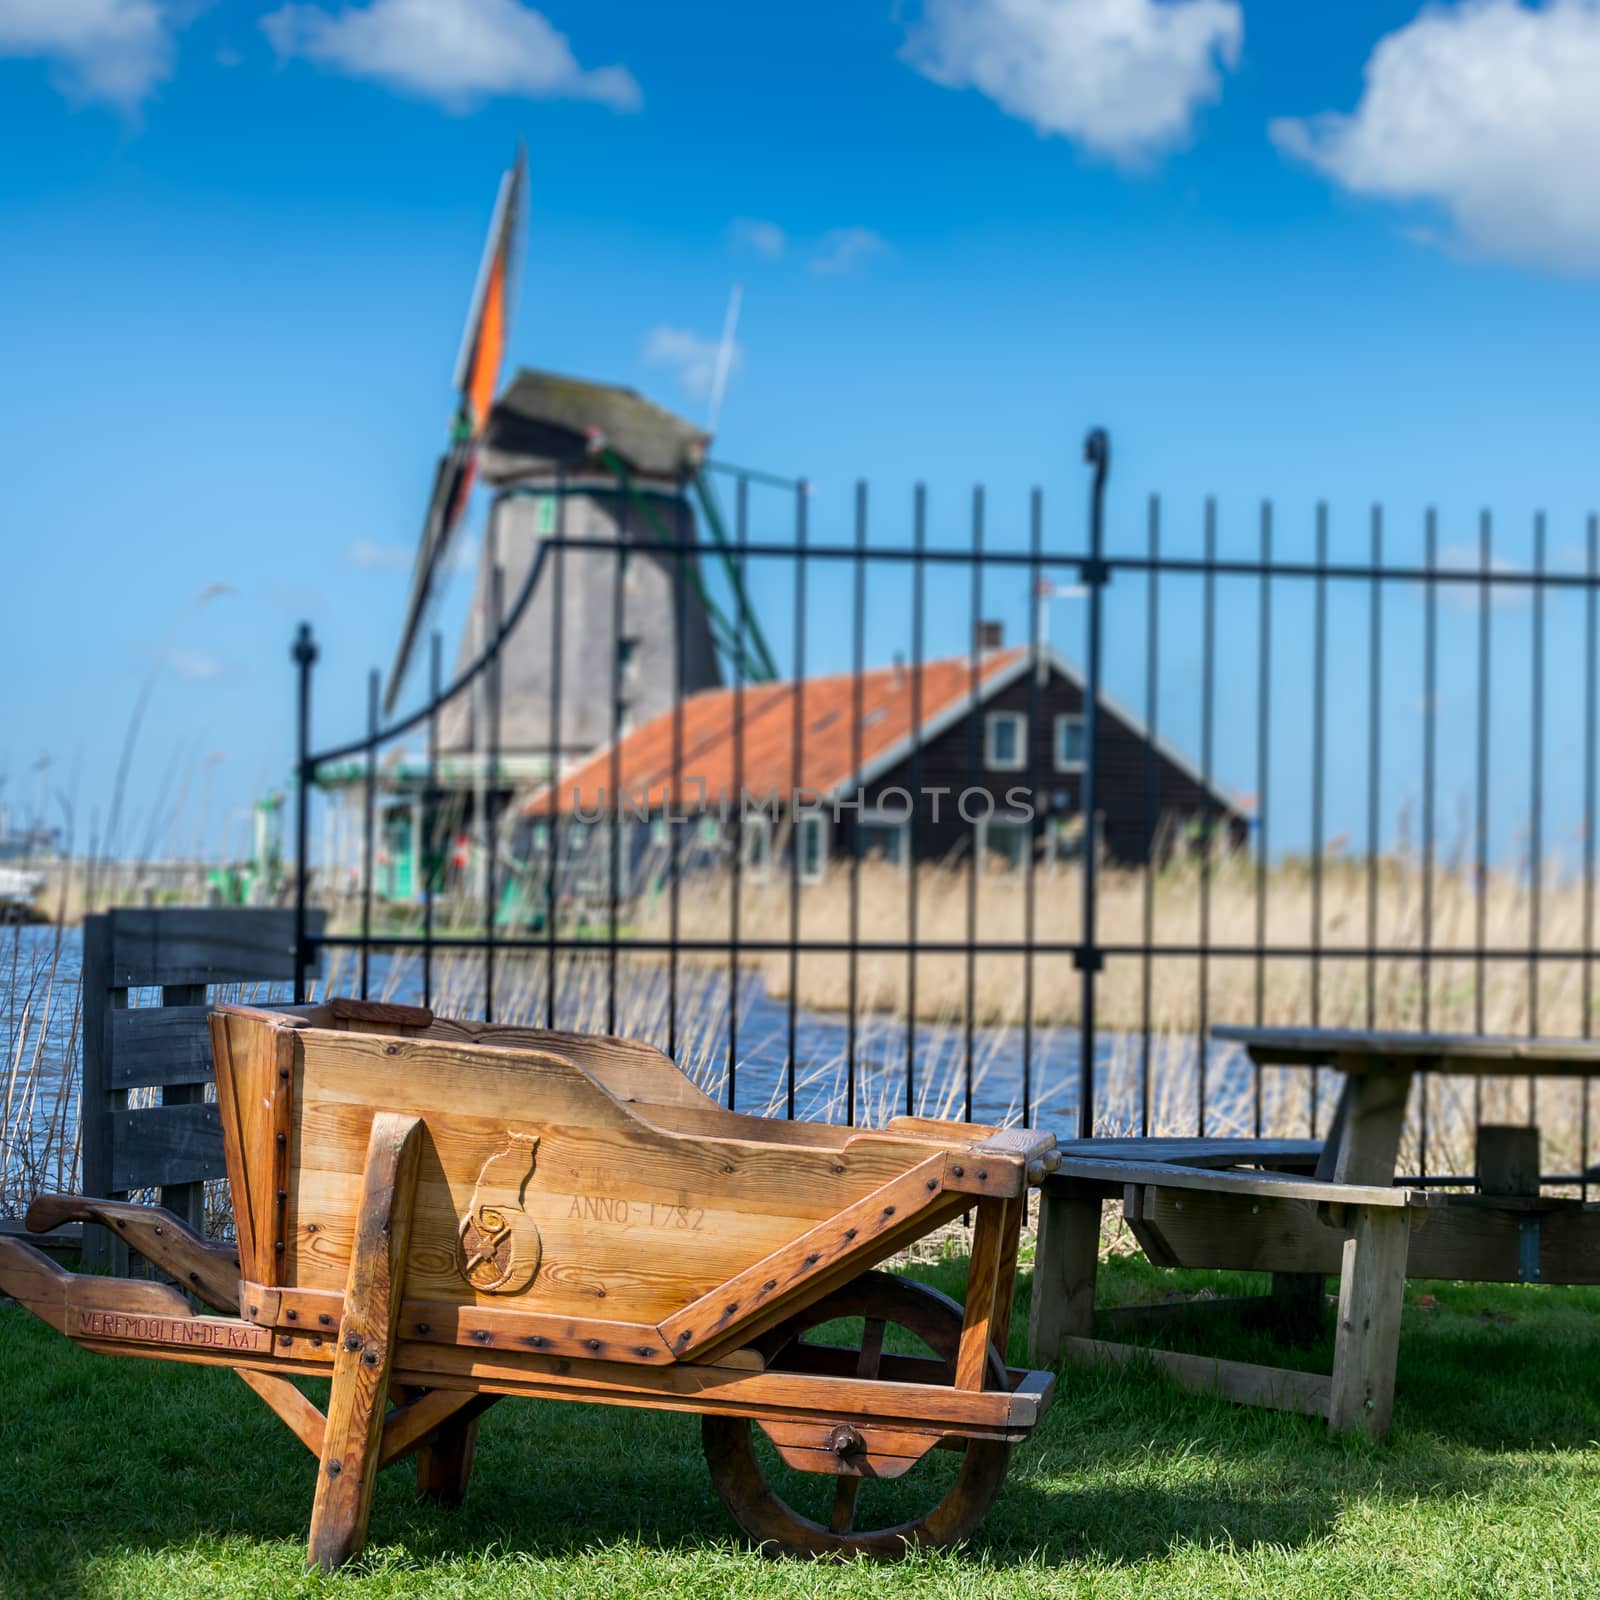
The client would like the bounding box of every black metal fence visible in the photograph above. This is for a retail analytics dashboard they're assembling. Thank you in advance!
[289,430,1600,1185]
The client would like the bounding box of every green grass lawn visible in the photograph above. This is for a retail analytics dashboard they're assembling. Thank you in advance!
[4,1253,1599,1599]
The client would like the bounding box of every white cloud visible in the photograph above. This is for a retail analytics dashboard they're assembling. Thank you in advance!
[900,0,1242,166]
[1438,541,1532,613]
[1272,0,1600,275]
[641,326,743,402]
[260,0,640,111]
[347,537,412,573]
[161,646,223,683]
[810,226,889,276]
[0,0,172,107]
[729,217,786,258]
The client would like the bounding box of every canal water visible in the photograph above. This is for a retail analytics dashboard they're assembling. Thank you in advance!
[3,925,1272,1190]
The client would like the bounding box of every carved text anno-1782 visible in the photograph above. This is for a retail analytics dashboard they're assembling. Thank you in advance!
[568,1196,705,1230]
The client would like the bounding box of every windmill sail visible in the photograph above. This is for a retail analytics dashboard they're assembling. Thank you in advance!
[384,145,528,715]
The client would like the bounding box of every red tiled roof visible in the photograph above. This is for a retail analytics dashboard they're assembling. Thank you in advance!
[523,648,1028,817]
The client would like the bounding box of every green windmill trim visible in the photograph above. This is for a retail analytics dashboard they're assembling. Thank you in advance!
[592,446,778,685]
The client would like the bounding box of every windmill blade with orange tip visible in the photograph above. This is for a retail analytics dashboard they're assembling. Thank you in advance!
[385,145,528,716]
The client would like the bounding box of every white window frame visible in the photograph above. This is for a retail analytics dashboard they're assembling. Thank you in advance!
[797,812,829,885]
[858,809,911,872]
[984,710,1026,772]
[742,812,774,880]
[1054,713,1087,772]
[976,814,1031,873]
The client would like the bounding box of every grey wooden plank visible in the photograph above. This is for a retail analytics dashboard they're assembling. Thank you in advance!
[105,907,325,986]
[1328,1206,1409,1438]
[109,1103,225,1190]
[1214,1023,1600,1075]
[1026,1184,1101,1364]
[79,914,128,1273]
[1055,1137,1323,1170]
[1052,1157,1420,1209]
[1058,1336,1332,1419]
[1477,1125,1541,1197]
[160,982,208,1236]
[109,1006,215,1089]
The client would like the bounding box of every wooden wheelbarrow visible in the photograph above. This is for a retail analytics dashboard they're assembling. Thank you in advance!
[1,999,1059,1566]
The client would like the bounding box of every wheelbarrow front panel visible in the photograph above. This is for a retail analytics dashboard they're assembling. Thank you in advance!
[213,1008,1021,1344]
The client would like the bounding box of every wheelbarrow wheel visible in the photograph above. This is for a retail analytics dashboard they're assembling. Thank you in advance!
[702,1271,1013,1558]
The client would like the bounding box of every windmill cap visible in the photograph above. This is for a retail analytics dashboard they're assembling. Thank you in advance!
[480,367,710,484]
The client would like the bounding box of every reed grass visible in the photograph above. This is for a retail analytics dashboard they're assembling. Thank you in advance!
[4,839,1598,1219]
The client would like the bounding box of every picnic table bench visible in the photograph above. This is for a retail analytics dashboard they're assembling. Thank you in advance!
[1029,1028,1600,1439]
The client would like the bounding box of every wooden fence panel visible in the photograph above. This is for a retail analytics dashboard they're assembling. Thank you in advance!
[80,907,323,1268]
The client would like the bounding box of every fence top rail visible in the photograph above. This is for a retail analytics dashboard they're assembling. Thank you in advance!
[87,908,323,989]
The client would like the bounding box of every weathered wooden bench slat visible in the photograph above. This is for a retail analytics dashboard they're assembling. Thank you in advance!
[1051,1157,1420,1209]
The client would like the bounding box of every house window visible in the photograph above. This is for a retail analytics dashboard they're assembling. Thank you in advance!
[1054,714,1087,772]
[742,813,773,879]
[977,815,1031,872]
[984,711,1026,771]
[858,810,910,869]
[797,812,828,884]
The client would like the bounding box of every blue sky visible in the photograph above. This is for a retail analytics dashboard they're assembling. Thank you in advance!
[5,0,1600,867]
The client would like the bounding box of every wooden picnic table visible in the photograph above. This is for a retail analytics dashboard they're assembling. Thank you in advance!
[1031,1027,1600,1438]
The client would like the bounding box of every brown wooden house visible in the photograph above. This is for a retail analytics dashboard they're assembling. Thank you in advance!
[521,643,1247,886]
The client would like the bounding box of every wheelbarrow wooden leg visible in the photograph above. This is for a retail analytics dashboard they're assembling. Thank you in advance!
[956,1196,1022,1388]
[413,1408,483,1505]
[307,1112,424,1572]
[1026,1179,1102,1364]
[1327,1205,1408,1440]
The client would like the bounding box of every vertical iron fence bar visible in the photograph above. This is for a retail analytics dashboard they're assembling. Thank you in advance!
[1366,508,1383,1032]
[1422,510,1438,1037]
[844,486,870,1126]
[1199,498,1217,1137]
[603,508,625,1040]
[360,665,377,1001]
[964,485,984,1123]
[667,482,686,1058]
[1529,512,1546,1126]
[545,477,566,1030]
[423,632,441,1010]
[292,623,318,1005]
[1310,503,1327,1138]
[1254,502,1272,1135]
[485,561,504,1024]
[846,481,867,1125]
[728,476,750,1112]
[1474,510,1492,1135]
[786,480,809,1118]
[1586,513,1597,1200]
[1030,486,1043,1126]
[905,485,926,1119]
[1078,429,1110,1139]
[1141,496,1161,1137]
[1023,486,1043,1128]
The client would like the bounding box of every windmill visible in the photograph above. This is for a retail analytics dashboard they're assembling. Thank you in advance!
[364,152,777,909]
